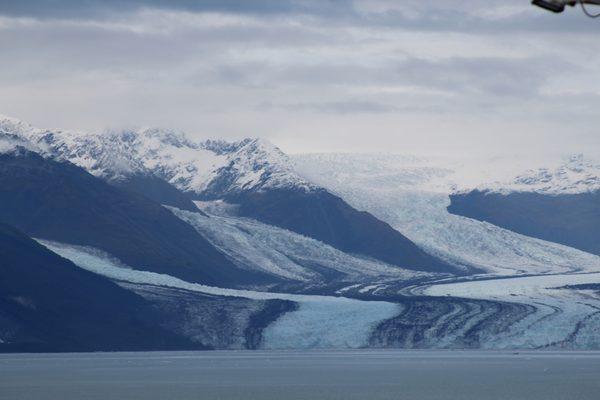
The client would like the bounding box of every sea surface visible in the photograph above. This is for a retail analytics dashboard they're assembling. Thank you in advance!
[1,350,599,400]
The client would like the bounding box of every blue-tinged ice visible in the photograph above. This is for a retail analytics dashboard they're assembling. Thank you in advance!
[38,240,401,349]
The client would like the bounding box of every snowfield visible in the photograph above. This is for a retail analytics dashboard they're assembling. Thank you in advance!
[292,153,600,275]
[38,240,401,349]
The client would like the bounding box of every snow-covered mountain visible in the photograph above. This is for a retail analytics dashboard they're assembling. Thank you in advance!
[293,153,600,275]
[0,116,314,197]
[0,116,456,274]
[3,115,600,352]
[0,146,267,287]
[437,154,600,257]
[468,154,600,195]
[5,115,599,199]
[0,118,47,155]
[3,115,599,275]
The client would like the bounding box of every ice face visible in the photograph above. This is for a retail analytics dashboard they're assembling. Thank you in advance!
[261,296,401,349]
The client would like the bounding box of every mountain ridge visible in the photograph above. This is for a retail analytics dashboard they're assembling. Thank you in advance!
[0,116,455,274]
[0,148,271,286]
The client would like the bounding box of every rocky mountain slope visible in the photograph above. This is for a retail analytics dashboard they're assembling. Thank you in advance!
[0,223,196,352]
[1,116,456,274]
[448,155,600,256]
[0,147,268,286]
[293,153,600,276]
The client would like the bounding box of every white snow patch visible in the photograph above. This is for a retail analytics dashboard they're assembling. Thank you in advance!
[0,118,47,155]
[336,284,362,294]
[358,284,380,294]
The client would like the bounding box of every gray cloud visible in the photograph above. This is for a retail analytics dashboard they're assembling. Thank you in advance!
[259,100,399,114]
[394,56,572,98]
[0,0,599,156]
[1,0,597,33]
[0,0,354,20]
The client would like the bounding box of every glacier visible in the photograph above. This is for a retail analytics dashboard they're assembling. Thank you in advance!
[37,238,600,349]
[169,205,431,283]
[292,153,600,275]
[4,115,600,350]
[421,273,600,349]
[38,240,401,349]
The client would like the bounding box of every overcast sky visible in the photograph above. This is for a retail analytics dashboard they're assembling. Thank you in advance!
[1,0,599,156]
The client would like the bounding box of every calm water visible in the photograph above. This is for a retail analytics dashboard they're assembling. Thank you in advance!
[1,350,599,400]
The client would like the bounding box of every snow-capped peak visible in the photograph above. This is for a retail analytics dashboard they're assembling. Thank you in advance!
[135,127,199,149]
[0,116,316,196]
[0,116,49,156]
[199,137,315,197]
[201,138,254,155]
[472,154,600,195]
[0,115,41,139]
[0,136,39,156]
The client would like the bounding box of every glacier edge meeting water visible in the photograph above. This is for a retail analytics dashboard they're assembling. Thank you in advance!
[38,240,401,349]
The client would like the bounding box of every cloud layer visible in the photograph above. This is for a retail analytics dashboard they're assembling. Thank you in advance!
[0,0,599,156]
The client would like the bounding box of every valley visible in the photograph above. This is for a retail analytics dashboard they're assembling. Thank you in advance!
[1,116,599,351]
